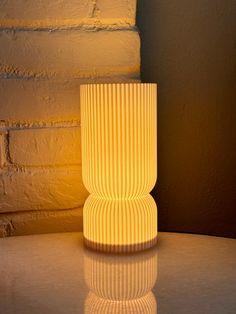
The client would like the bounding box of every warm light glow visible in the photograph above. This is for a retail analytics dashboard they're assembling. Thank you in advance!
[81,83,157,252]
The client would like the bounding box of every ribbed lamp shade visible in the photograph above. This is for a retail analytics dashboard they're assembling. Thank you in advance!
[80,83,157,252]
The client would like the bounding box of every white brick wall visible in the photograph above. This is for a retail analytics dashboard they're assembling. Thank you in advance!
[0,0,140,236]
[0,0,136,23]
[9,127,81,166]
[0,167,87,213]
[0,31,139,78]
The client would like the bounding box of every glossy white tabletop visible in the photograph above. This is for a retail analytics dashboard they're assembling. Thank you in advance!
[0,232,235,314]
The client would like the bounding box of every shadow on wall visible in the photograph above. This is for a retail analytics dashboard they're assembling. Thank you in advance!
[137,0,236,238]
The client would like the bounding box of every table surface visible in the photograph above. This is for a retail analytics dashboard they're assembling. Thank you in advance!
[0,232,236,314]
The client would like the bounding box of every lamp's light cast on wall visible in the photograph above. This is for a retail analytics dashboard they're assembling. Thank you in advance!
[81,83,157,252]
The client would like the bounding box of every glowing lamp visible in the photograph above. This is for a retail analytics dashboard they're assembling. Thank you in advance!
[81,83,157,252]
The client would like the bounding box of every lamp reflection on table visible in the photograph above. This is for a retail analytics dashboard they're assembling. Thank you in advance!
[83,246,158,313]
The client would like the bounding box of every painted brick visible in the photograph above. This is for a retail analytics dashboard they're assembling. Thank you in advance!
[0,207,83,237]
[0,167,88,213]
[9,127,81,166]
[0,0,136,22]
[0,79,81,123]
[0,77,139,123]
[0,31,140,79]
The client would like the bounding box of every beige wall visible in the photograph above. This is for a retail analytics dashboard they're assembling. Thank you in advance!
[0,0,140,237]
[137,0,236,238]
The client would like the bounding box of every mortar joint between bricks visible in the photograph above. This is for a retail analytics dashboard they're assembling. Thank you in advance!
[4,131,14,166]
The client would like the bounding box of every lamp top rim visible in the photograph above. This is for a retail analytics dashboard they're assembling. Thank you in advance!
[80,83,157,88]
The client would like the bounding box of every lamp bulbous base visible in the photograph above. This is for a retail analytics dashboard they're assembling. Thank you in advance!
[83,194,158,253]
[84,235,158,253]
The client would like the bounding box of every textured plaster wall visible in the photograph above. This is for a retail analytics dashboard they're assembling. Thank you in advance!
[0,0,140,237]
[137,0,236,238]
